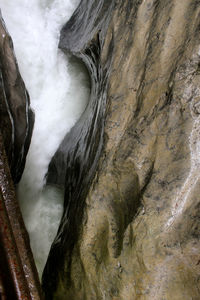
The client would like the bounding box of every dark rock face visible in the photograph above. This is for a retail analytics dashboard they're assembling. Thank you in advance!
[43,0,114,296]
[43,0,200,299]
[0,13,34,183]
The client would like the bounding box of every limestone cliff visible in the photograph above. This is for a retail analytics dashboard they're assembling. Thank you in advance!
[0,13,34,183]
[43,0,200,299]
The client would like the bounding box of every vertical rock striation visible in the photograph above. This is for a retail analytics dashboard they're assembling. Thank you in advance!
[0,13,34,183]
[43,0,200,299]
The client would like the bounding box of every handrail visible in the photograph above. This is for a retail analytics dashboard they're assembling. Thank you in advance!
[0,133,43,299]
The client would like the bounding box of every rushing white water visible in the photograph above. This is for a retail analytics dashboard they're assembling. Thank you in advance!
[0,0,89,278]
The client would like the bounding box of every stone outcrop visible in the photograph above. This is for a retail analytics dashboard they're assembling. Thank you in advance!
[42,0,200,299]
[0,13,34,183]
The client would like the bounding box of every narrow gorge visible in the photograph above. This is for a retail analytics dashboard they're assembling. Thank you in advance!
[0,0,90,279]
[1,0,200,299]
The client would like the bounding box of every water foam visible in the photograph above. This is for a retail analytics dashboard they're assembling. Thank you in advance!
[0,0,89,278]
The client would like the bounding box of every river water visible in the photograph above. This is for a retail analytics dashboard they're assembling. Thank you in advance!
[0,0,89,278]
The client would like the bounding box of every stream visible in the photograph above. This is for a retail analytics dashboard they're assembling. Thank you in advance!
[0,0,90,278]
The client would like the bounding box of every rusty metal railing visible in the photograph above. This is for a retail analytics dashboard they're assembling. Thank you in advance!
[0,133,43,299]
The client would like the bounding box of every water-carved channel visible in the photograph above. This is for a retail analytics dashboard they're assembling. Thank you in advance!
[0,0,90,278]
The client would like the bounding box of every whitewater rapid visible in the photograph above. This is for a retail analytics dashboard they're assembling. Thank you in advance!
[0,0,89,278]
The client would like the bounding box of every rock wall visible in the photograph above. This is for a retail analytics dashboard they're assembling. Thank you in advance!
[0,13,34,183]
[43,0,200,299]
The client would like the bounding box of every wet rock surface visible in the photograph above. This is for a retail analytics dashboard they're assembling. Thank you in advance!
[0,13,34,183]
[43,0,200,299]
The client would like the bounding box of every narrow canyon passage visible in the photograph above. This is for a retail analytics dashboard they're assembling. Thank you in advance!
[0,0,90,278]
[2,0,200,298]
